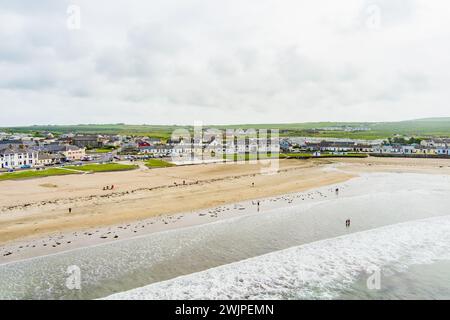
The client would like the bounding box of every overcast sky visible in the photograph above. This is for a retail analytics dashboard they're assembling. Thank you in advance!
[1,0,450,126]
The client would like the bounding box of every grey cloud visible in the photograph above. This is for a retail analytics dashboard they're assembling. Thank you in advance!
[1,0,450,126]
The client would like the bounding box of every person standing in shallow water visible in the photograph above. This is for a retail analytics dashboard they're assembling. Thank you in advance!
[346,219,351,227]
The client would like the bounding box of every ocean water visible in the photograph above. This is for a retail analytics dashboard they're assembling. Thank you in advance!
[1,172,450,300]
[106,216,450,300]
[339,260,450,300]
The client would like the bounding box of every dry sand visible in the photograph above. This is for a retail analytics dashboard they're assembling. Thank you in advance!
[1,156,450,263]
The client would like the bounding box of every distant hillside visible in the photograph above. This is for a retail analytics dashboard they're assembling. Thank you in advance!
[2,118,450,140]
[411,117,450,122]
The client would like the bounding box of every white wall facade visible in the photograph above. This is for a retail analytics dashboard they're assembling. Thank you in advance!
[0,151,39,169]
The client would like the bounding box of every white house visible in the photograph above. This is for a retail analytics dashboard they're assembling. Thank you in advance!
[0,146,39,169]
[140,145,174,156]
[421,139,450,148]
[373,145,412,154]
[401,145,415,154]
[437,148,450,155]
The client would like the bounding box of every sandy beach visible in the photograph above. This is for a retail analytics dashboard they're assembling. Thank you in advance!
[1,157,450,264]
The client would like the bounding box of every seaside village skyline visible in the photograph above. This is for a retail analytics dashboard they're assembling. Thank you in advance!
[1,126,450,170]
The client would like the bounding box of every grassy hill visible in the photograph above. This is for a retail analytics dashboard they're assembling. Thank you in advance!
[2,118,450,140]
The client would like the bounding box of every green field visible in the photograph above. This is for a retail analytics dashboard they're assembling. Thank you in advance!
[0,163,138,181]
[145,159,175,168]
[0,168,80,181]
[65,163,138,172]
[86,148,114,154]
[0,124,180,141]
[2,118,450,141]
[212,118,450,139]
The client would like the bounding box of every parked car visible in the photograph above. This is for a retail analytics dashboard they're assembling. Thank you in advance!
[20,165,31,169]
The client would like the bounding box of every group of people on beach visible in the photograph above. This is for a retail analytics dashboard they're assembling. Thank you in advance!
[103,185,114,191]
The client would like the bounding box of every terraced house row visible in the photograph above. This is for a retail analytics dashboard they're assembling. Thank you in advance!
[0,146,39,169]
[0,143,86,170]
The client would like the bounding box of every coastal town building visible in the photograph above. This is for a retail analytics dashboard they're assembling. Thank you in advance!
[33,144,86,162]
[413,146,438,155]
[140,145,173,156]
[62,145,86,161]
[0,145,39,169]
[437,148,450,155]
[72,135,107,148]
[420,138,450,148]
[36,153,65,166]
[304,141,374,153]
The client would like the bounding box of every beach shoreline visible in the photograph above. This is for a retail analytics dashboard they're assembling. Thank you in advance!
[1,157,450,264]
[0,174,355,264]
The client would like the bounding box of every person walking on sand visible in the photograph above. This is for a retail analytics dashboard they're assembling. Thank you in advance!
[69,208,72,214]
[335,188,339,196]
[257,200,260,212]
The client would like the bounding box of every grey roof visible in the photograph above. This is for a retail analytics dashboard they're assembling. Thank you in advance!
[0,145,37,155]
[72,135,101,141]
[140,145,173,150]
[0,139,23,145]
[32,144,83,153]
[38,152,65,160]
